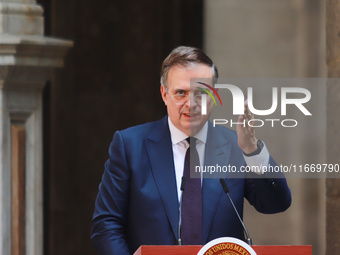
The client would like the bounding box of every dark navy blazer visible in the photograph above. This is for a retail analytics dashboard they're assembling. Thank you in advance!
[91,116,291,255]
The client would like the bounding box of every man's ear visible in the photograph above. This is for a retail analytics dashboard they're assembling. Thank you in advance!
[160,84,168,106]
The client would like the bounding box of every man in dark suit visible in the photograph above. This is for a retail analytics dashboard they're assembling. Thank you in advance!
[90,46,291,255]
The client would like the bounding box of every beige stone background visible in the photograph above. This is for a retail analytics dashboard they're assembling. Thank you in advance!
[204,1,327,254]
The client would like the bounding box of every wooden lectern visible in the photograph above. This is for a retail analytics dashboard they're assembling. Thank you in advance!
[133,245,312,255]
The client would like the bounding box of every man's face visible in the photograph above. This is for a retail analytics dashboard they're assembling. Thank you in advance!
[161,64,215,136]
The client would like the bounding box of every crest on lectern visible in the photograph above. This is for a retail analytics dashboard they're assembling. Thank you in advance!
[197,237,257,255]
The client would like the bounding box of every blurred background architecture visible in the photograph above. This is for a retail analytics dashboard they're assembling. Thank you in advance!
[2,0,339,254]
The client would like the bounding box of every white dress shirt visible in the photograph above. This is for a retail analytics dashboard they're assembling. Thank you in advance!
[167,117,270,200]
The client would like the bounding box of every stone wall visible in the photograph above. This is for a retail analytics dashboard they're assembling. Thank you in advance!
[326,0,340,254]
[204,0,326,254]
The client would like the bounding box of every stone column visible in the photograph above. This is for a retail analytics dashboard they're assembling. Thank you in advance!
[326,0,340,254]
[0,1,72,255]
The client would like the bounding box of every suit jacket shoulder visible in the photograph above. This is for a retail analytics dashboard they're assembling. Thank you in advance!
[117,116,169,145]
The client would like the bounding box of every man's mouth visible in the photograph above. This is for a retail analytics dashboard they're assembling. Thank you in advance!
[183,112,200,118]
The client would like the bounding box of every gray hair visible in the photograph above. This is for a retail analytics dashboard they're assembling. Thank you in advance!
[160,46,218,90]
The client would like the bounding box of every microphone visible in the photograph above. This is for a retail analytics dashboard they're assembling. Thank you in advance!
[177,176,186,245]
[219,178,253,245]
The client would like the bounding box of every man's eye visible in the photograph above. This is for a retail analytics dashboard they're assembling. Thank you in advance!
[175,90,186,96]
[195,90,207,96]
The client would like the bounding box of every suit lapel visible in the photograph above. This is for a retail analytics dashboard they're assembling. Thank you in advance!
[202,123,232,243]
[145,118,234,243]
[145,117,179,239]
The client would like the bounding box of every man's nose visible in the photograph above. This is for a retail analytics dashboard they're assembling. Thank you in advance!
[185,93,198,107]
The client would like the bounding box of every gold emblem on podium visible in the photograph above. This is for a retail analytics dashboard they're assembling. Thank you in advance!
[197,237,257,255]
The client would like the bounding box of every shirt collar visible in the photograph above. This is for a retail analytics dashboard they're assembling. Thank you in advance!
[168,117,208,145]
